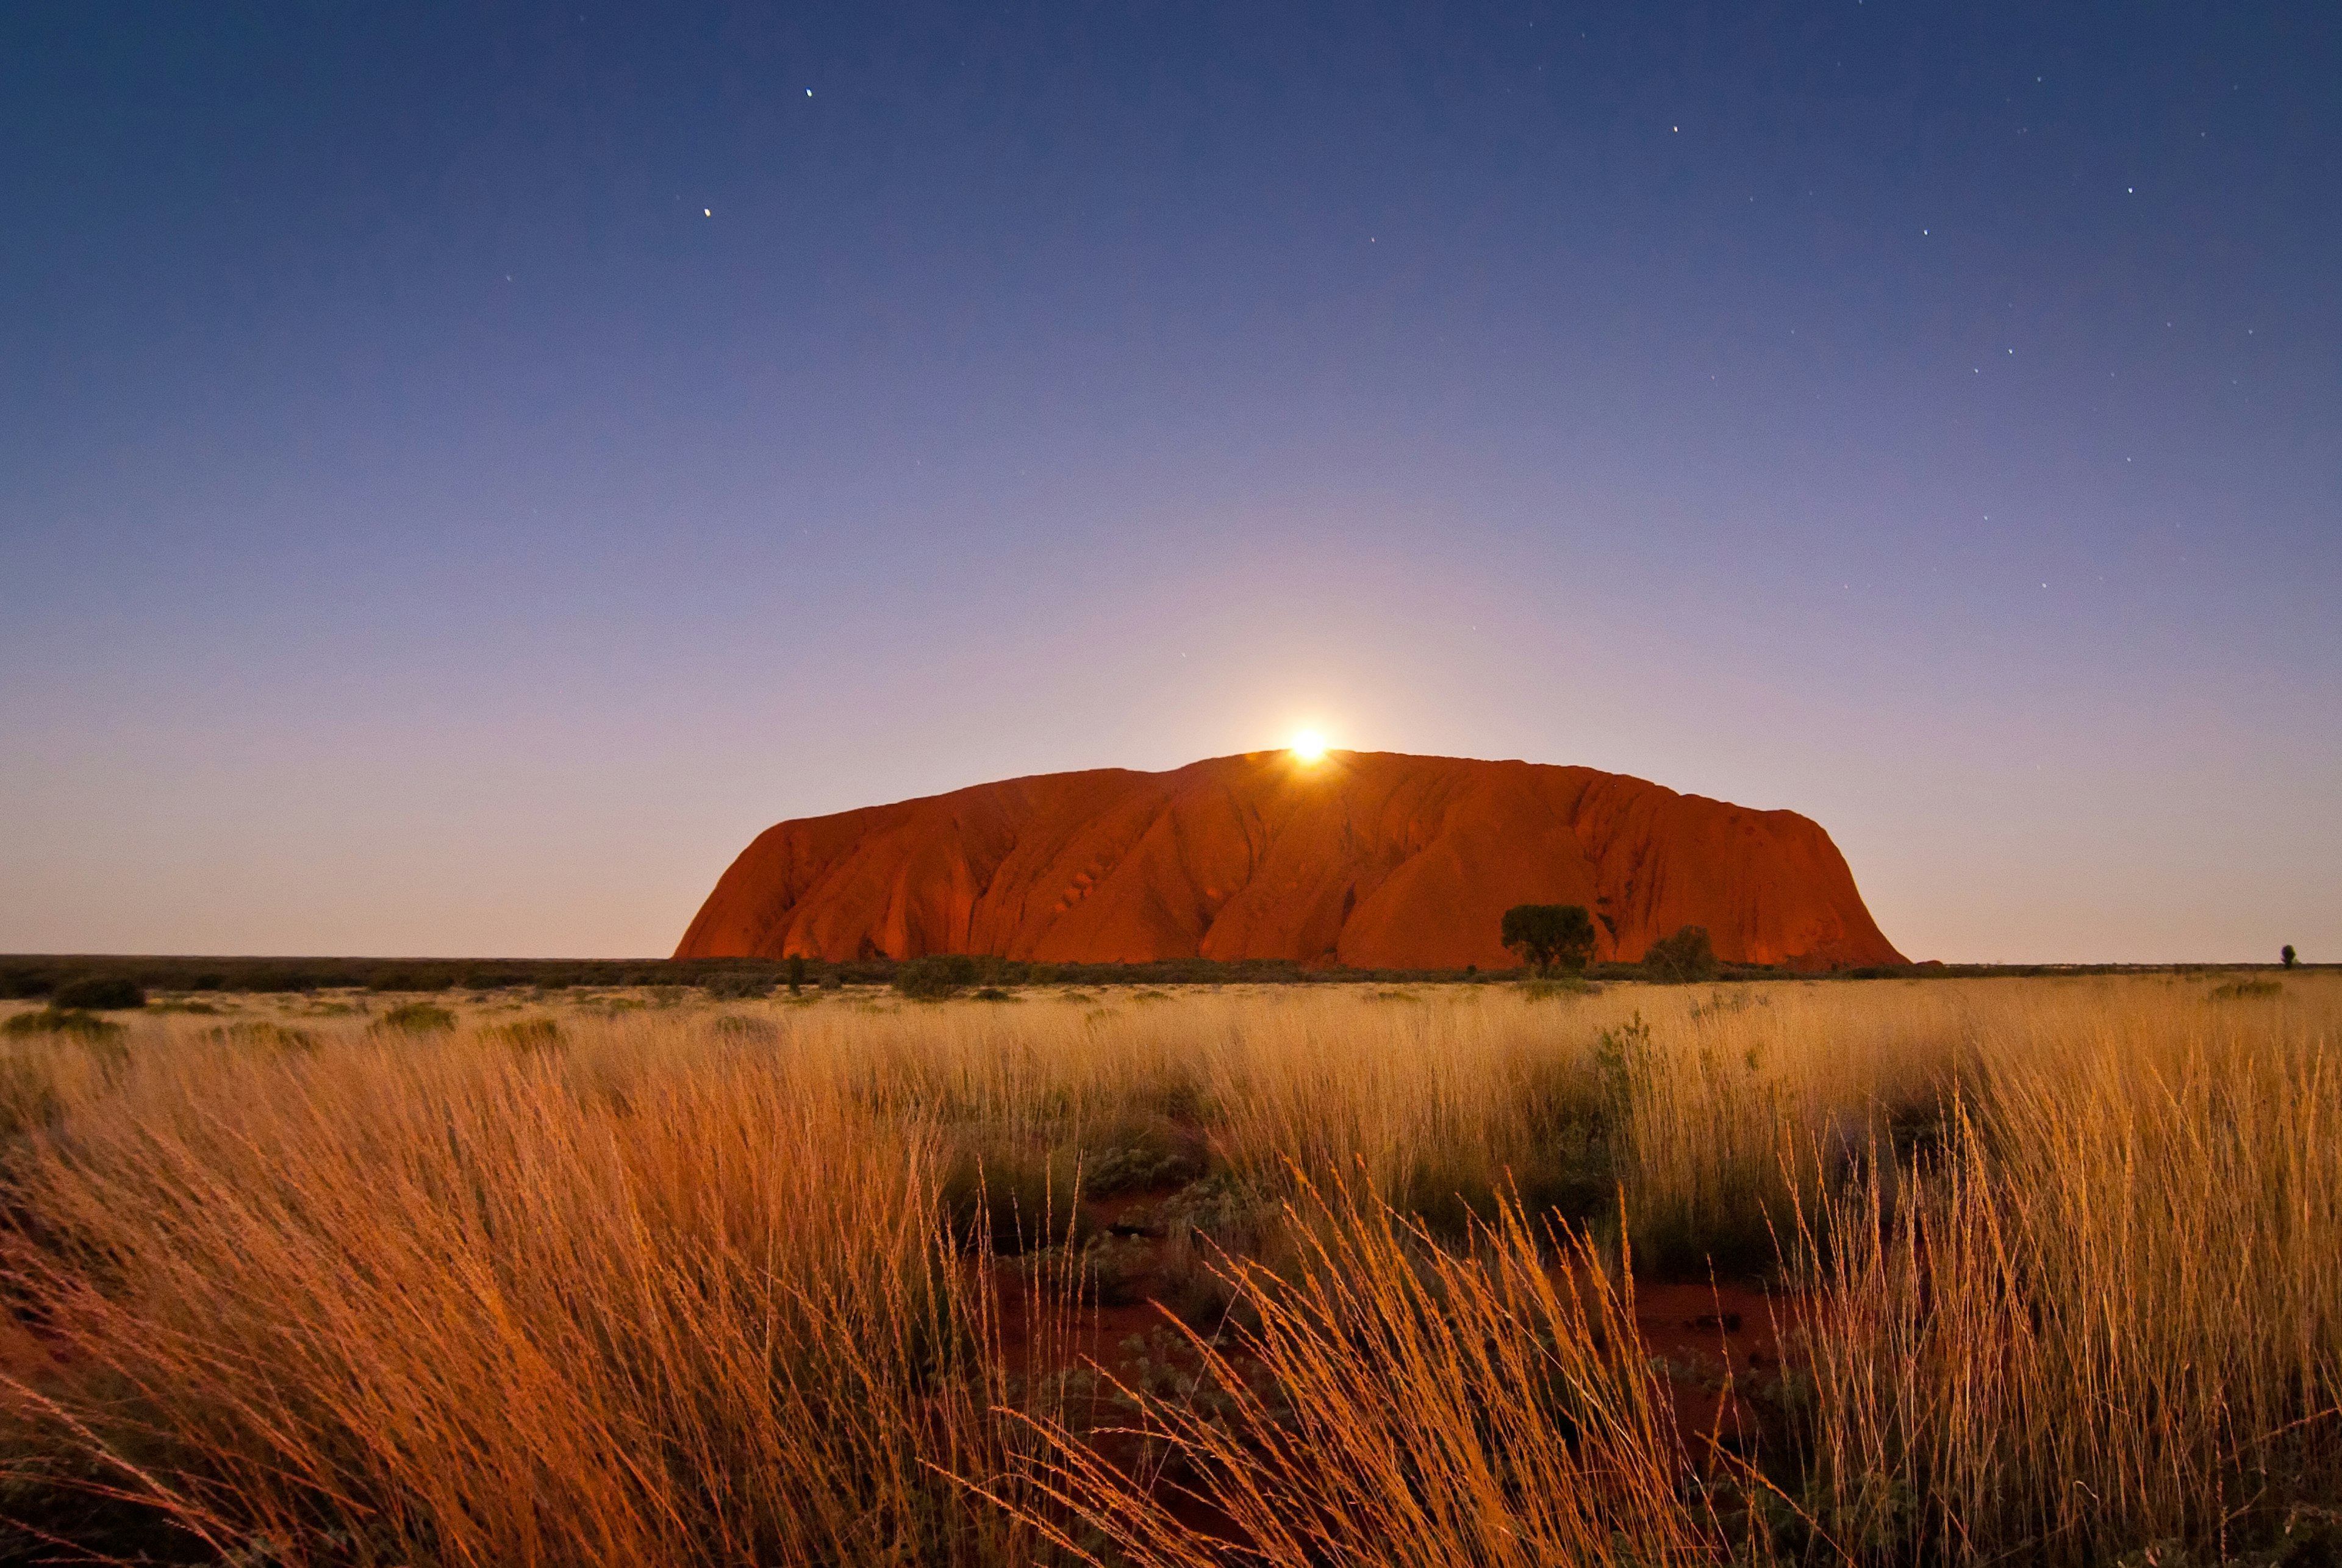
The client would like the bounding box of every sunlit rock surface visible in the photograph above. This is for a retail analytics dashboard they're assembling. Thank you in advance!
[675,751,1905,970]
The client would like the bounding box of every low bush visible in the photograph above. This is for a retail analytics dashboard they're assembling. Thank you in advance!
[1641,925,1718,984]
[206,1021,318,1053]
[365,966,457,993]
[51,976,146,1011]
[703,971,774,1000]
[1074,1115,1211,1195]
[1520,976,1598,1001]
[895,955,979,1000]
[3,1008,126,1043]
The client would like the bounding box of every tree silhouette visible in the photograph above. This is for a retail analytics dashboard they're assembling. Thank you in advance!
[1644,925,1719,984]
[1501,904,1597,976]
[2282,945,2297,969]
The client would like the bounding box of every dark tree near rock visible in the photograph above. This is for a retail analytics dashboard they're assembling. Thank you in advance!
[895,954,979,999]
[2283,945,2297,969]
[1501,904,1596,976]
[1644,926,1719,984]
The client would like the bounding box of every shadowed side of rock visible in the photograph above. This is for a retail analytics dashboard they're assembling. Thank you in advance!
[675,751,1905,970]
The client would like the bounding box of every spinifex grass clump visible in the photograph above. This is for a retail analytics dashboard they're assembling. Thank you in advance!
[1,1008,126,1042]
[376,999,456,1033]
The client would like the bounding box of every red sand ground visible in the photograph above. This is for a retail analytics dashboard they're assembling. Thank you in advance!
[989,1177,1796,1534]
[678,750,1904,970]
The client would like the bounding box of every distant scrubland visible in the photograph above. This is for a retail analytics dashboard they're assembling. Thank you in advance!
[2,950,2294,1003]
[1,973,2337,1566]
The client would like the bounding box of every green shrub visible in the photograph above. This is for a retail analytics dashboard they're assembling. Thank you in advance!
[703,971,773,1000]
[1642,925,1719,984]
[50,976,145,1011]
[895,955,978,1000]
[3,1009,126,1043]
[1073,1115,1210,1196]
[377,1001,457,1034]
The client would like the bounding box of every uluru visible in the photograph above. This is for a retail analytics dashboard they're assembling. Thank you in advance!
[676,751,1904,971]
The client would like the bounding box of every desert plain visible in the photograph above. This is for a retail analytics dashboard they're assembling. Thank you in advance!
[2,968,2336,1567]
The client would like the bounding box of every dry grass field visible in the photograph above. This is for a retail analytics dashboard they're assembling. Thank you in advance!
[1,972,2337,1566]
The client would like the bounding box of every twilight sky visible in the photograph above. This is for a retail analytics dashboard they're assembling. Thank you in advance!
[4,3,2336,963]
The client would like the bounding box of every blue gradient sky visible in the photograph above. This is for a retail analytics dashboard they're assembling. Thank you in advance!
[4,4,2336,962]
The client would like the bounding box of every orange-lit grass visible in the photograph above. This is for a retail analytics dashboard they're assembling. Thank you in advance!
[0,1027,1076,1566]
[1789,997,2342,1565]
[0,973,2336,1564]
[996,1173,1732,1568]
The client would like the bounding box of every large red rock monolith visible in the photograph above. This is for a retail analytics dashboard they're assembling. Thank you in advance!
[675,751,1904,970]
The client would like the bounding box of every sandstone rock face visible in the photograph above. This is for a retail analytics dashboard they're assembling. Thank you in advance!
[675,751,1905,971]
